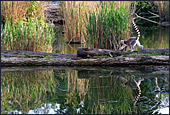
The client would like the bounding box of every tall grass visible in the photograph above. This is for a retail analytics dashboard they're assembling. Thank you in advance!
[83,1,135,50]
[154,1,169,20]
[61,1,100,43]
[1,1,44,24]
[1,1,55,52]
[1,17,55,52]
[1,1,30,24]
[61,1,135,50]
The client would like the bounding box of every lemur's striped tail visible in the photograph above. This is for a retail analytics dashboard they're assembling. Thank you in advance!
[133,86,141,106]
[132,18,140,40]
[133,78,143,107]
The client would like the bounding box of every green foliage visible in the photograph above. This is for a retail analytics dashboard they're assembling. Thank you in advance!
[136,1,158,14]
[1,1,44,25]
[1,55,5,57]
[83,1,134,50]
[125,52,163,57]
[1,17,55,52]
[135,1,169,27]
[44,55,53,60]
[26,1,42,19]
[1,1,54,52]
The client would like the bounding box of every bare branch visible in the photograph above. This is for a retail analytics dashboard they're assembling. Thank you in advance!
[135,13,160,25]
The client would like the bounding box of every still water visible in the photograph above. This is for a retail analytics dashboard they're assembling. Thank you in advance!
[53,27,169,54]
[1,66,169,114]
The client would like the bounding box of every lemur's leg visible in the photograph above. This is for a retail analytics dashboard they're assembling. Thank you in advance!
[130,40,136,52]
[131,45,135,52]
[136,40,143,49]
[119,44,127,51]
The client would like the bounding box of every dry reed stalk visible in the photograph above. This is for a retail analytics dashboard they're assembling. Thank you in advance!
[1,1,45,24]
[155,1,169,20]
[62,1,100,43]
[1,1,29,23]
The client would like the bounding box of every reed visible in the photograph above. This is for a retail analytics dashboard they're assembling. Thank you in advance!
[83,1,135,50]
[1,1,44,24]
[1,1,29,24]
[1,17,55,52]
[60,1,100,43]
[1,1,54,52]
[154,1,169,20]
[61,1,135,50]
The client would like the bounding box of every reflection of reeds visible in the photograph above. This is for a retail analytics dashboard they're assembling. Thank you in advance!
[141,28,169,48]
[65,69,134,114]
[1,70,56,113]
[65,69,89,108]
[87,76,134,114]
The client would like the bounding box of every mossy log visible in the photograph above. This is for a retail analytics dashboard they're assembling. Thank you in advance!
[138,48,169,54]
[1,50,77,58]
[77,47,169,57]
[1,50,169,66]
[77,47,130,57]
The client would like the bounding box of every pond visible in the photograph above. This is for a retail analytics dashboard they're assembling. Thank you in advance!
[1,65,169,114]
[1,2,169,114]
[52,26,169,54]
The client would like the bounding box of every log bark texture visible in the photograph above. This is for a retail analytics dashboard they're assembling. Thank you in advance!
[138,48,169,55]
[77,47,132,57]
[1,49,169,66]
[77,47,169,57]
[1,55,169,66]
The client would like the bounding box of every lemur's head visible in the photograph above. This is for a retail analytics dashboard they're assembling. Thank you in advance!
[119,40,127,51]
[120,40,126,45]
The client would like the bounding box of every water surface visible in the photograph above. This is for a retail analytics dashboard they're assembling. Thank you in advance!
[1,66,169,114]
[52,27,169,54]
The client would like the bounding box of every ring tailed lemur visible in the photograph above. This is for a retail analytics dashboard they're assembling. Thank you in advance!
[119,17,143,52]
[133,77,144,107]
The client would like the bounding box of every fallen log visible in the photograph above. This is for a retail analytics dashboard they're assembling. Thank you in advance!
[77,47,169,57]
[77,47,132,57]
[1,50,169,66]
[1,50,77,59]
[138,48,169,55]
[1,55,169,66]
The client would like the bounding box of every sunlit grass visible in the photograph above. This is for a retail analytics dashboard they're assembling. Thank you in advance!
[1,17,55,52]
[1,1,54,52]
[83,1,135,50]
[61,1,135,50]
[60,1,100,43]
[1,1,44,24]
